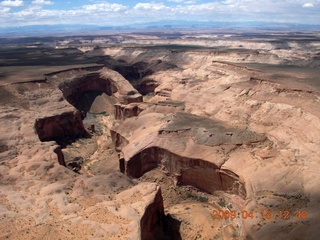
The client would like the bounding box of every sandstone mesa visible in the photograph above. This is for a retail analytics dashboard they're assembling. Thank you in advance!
[0,32,319,239]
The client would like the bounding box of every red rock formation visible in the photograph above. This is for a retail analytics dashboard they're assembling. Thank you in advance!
[138,78,159,95]
[53,146,66,166]
[35,66,143,147]
[126,147,246,198]
[35,110,87,142]
[58,72,117,107]
[55,69,143,111]
[110,111,269,199]
[110,130,129,152]
[114,103,143,120]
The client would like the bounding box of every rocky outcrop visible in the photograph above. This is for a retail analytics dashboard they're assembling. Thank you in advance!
[126,147,246,198]
[114,103,143,120]
[34,66,144,147]
[35,110,87,143]
[45,66,143,112]
[110,130,129,152]
[137,78,159,95]
[114,100,185,120]
[53,146,66,166]
[110,182,165,240]
[57,70,143,111]
[111,111,266,199]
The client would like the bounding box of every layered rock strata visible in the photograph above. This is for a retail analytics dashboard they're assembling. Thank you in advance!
[35,66,143,144]
[103,45,320,239]
[111,111,267,199]
[47,67,143,109]
[0,65,164,239]
[1,35,320,239]
[114,103,143,120]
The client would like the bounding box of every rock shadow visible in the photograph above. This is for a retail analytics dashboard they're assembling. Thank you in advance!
[162,214,182,240]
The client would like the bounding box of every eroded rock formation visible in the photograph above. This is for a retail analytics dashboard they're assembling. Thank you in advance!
[126,147,247,198]
[111,111,267,199]
[34,66,143,145]
[102,42,320,239]
[1,33,320,239]
[35,110,87,142]
[0,64,165,239]
[49,67,143,109]
[114,103,143,120]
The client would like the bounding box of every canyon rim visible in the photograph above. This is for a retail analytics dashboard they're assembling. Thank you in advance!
[0,31,320,239]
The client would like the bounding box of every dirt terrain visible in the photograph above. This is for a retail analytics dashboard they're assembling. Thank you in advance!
[0,31,319,239]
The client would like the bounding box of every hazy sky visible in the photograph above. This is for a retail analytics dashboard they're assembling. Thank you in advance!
[0,0,319,27]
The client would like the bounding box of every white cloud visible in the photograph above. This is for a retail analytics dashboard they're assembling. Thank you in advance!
[168,0,197,3]
[0,0,320,28]
[0,6,10,12]
[0,0,23,7]
[185,0,197,4]
[134,3,167,11]
[186,3,218,11]
[32,0,53,5]
[303,3,314,8]
[82,3,127,12]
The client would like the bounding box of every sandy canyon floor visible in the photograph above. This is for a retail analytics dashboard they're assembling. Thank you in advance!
[0,31,320,239]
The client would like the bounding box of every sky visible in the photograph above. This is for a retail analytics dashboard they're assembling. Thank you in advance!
[0,0,319,27]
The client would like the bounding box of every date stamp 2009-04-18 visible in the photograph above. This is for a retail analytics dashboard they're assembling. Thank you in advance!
[212,210,308,220]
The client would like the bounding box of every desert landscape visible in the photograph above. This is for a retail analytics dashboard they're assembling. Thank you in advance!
[0,31,320,239]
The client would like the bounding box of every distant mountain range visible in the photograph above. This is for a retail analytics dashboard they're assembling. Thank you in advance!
[1,21,320,37]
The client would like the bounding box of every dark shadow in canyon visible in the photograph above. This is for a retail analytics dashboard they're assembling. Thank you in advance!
[74,90,104,113]
[97,55,178,95]
[162,214,182,240]
[35,71,122,167]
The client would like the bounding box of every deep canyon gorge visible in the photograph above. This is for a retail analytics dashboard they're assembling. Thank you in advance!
[0,32,320,239]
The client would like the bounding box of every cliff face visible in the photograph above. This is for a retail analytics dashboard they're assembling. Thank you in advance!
[0,57,167,239]
[137,78,159,95]
[56,70,143,112]
[114,103,143,120]
[126,147,247,198]
[35,110,87,143]
[58,72,117,109]
[110,130,129,152]
[34,66,143,146]
[111,111,265,199]
[2,35,320,240]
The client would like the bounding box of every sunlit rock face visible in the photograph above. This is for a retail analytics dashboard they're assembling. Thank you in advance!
[102,38,320,239]
[112,111,267,199]
[1,32,320,239]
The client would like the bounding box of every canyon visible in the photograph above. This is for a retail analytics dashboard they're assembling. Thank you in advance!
[0,31,319,239]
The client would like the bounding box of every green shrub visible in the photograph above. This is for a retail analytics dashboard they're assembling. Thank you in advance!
[217,199,226,207]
